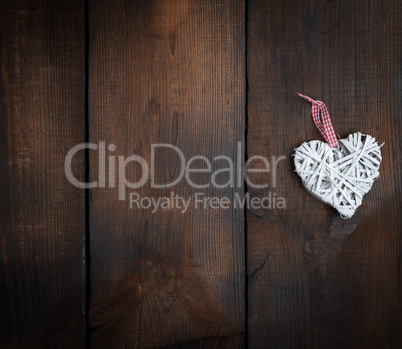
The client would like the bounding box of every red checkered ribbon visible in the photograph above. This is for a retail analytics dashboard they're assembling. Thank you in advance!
[297,92,339,147]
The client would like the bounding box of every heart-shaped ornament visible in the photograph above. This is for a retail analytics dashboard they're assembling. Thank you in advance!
[294,132,383,218]
[294,92,383,218]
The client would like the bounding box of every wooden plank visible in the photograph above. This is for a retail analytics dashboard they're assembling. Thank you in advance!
[0,0,85,347]
[88,0,245,347]
[247,0,401,348]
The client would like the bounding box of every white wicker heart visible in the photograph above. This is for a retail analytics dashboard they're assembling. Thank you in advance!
[294,132,383,218]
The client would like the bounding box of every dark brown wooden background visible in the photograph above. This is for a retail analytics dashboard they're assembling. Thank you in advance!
[0,0,400,348]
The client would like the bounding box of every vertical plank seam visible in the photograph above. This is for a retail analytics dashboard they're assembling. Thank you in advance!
[244,0,249,348]
[83,0,90,347]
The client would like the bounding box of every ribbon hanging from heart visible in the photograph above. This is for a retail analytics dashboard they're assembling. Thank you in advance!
[293,92,383,219]
[296,92,339,148]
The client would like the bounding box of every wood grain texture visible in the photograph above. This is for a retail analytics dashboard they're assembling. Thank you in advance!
[0,0,85,347]
[247,0,401,348]
[88,0,245,347]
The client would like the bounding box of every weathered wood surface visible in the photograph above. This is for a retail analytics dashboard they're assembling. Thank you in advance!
[88,0,245,347]
[1,0,401,347]
[247,0,401,348]
[0,0,85,347]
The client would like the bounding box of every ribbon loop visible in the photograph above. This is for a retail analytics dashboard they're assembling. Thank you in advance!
[297,92,339,147]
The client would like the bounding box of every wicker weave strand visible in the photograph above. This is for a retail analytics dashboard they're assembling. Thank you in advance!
[294,132,383,218]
